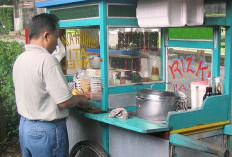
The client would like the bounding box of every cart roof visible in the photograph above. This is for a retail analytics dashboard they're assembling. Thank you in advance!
[35,0,137,8]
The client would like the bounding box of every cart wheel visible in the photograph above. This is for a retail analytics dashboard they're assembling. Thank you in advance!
[69,140,109,157]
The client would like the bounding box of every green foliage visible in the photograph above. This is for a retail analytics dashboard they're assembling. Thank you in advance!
[0,40,24,140]
[0,7,14,34]
[0,0,13,5]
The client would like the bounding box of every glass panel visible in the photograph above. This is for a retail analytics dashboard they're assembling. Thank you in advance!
[205,2,226,17]
[108,28,161,86]
[108,4,136,17]
[167,48,213,108]
[221,27,225,62]
[220,27,225,95]
[50,5,99,20]
[59,28,101,101]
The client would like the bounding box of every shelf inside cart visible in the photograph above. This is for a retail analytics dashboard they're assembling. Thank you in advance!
[73,110,169,133]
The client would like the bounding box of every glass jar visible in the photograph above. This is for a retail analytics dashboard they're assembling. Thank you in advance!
[151,60,159,81]
[143,71,150,82]
[132,71,137,83]
[120,71,126,84]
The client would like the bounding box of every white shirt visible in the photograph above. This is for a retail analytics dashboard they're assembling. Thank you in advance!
[13,45,72,121]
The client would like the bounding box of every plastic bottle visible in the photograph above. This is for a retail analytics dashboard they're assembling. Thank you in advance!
[215,77,222,95]
[120,71,125,84]
[151,59,159,81]
[132,71,137,83]
[203,78,213,101]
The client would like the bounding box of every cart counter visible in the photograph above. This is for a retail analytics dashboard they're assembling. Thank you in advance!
[73,109,169,133]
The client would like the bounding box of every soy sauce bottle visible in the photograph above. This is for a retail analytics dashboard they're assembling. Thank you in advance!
[203,78,213,101]
[203,87,212,101]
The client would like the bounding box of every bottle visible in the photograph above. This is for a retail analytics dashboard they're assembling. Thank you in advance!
[151,59,159,81]
[120,71,125,84]
[203,78,213,101]
[203,87,212,101]
[131,71,137,83]
[143,71,150,82]
[215,77,222,95]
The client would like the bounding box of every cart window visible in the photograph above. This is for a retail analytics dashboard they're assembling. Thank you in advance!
[108,4,136,18]
[167,47,224,109]
[205,2,226,17]
[59,28,101,101]
[108,28,161,86]
[50,4,99,20]
[167,26,225,109]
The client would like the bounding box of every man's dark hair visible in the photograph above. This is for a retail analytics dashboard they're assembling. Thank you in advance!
[29,13,59,40]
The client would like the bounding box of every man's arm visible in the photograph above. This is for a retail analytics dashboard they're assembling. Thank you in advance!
[58,95,88,108]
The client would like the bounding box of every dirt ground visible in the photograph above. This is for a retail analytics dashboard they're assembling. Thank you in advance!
[0,137,21,157]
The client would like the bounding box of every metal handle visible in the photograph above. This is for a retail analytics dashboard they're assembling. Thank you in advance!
[136,96,146,108]
[134,83,145,96]
[151,81,176,92]
[170,133,229,157]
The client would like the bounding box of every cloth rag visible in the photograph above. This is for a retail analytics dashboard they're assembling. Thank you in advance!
[109,108,129,119]
[52,38,66,62]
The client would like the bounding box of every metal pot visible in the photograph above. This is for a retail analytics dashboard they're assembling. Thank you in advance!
[136,83,180,122]
[89,55,100,69]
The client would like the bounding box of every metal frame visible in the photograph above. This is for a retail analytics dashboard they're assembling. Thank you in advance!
[36,0,232,156]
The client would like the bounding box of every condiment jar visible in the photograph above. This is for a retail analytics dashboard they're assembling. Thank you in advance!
[132,71,137,83]
[143,71,150,82]
[120,71,126,84]
[151,60,159,81]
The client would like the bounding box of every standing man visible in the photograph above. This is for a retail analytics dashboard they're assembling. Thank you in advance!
[13,13,87,157]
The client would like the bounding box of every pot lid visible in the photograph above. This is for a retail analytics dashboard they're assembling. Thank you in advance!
[138,88,179,97]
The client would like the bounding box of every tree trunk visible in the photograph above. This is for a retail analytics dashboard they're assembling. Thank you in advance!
[0,81,6,143]
[0,99,6,143]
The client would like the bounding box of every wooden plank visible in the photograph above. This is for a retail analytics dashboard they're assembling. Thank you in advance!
[168,40,214,49]
[36,0,137,8]
[204,17,226,26]
[167,95,229,130]
[170,121,229,135]
[74,110,169,133]
[35,0,86,8]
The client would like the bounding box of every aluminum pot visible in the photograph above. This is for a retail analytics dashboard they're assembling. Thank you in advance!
[89,55,100,69]
[136,85,180,122]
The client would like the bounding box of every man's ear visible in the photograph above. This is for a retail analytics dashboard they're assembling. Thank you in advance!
[43,31,50,40]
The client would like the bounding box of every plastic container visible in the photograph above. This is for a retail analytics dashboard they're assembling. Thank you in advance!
[190,81,207,109]
[137,0,186,27]
[136,0,204,27]
[186,0,204,26]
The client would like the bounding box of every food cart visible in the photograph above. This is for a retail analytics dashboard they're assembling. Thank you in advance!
[35,0,232,156]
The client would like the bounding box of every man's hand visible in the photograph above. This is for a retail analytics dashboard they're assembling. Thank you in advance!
[75,95,88,107]
[58,95,88,108]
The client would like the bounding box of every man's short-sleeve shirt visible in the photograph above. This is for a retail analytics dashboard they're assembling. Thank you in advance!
[13,45,72,121]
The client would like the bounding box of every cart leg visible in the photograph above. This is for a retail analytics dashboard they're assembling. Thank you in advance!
[223,135,228,149]
[223,135,230,157]
[169,145,177,157]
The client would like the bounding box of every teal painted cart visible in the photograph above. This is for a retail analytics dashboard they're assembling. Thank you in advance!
[36,0,232,156]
